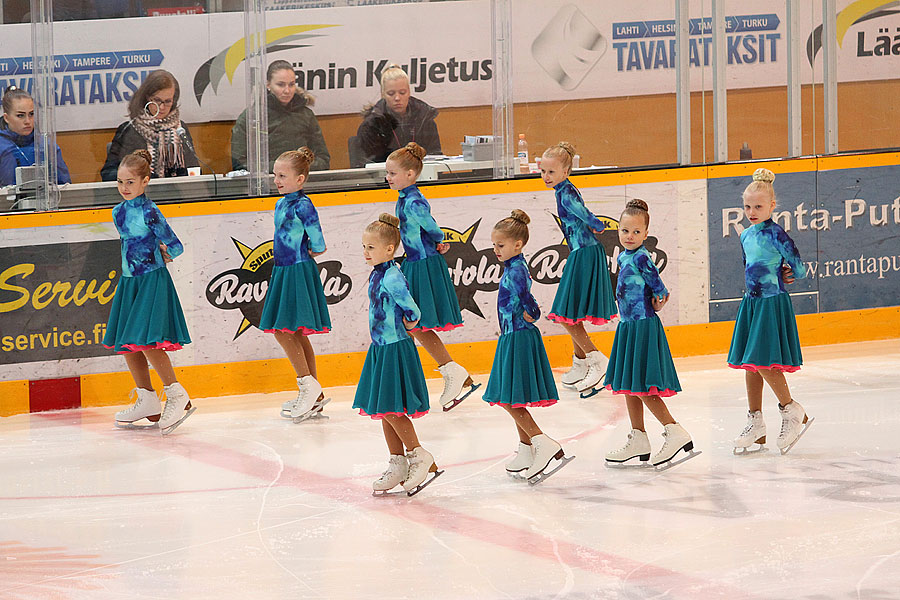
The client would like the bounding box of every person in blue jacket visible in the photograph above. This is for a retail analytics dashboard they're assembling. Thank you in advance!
[0,86,71,187]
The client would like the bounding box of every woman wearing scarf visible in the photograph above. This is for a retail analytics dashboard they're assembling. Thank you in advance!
[101,70,199,181]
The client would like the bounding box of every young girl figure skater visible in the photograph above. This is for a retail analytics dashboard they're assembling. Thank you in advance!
[354,214,443,497]
[541,142,617,397]
[603,199,697,469]
[729,168,813,455]
[484,210,573,484]
[386,142,478,410]
[257,147,332,423]
[104,150,194,435]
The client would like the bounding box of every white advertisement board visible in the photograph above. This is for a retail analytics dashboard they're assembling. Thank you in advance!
[0,0,897,132]
[0,179,708,379]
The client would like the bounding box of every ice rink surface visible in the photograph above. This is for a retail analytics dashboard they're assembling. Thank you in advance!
[1,339,899,600]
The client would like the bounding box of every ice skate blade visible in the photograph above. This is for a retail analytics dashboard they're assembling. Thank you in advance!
[442,382,481,412]
[779,416,814,455]
[292,397,332,423]
[578,387,602,399]
[527,455,575,485]
[372,488,406,497]
[605,454,651,468]
[160,406,197,436]
[653,449,702,471]
[733,444,767,456]
[114,420,160,430]
[406,469,444,497]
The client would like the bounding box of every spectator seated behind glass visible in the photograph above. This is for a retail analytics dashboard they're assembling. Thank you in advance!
[0,86,71,187]
[353,64,442,167]
[231,60,330,173]
[100,69,199,181]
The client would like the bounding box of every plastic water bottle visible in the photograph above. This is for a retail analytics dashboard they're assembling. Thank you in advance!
[517,134,528,174]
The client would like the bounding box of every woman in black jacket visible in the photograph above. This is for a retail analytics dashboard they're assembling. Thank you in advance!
[355,65,442,166]
[100,70,199,181]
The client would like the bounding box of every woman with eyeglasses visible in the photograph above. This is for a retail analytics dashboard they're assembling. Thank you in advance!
[230,60,331,173]
[100,69,199,181]
[0,86,71,187]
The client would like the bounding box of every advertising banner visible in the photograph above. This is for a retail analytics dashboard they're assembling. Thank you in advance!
[0,179,704,378]
[0,0,897,132]
[707,164,900,321]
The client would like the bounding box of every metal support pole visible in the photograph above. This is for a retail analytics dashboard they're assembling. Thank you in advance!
[822,0,838,154]
[30,0,59,211]
[711,0,727,162]
[244,0,269,196]
[786,0,803,156]
[491,0,515,179]
[675,0,691,165]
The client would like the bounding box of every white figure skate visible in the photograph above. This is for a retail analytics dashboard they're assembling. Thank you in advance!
[289,375,322,420]
[733,410,768,455]
[505,442,535,477]
[651,423,700,470]
[576,351,609,399]
[293,395,331,423]
[524,434,575,484]
[403,447,444,496]
[114,388,162,430]
[159,382,196,436]
[560,355,588,387]
[777,400,814,455]
[438,362,481,411]
[373,454,409,496]
[605,429,652,468]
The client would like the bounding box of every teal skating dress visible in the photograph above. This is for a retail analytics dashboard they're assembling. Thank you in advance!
[483,254,558,408]
[727,218,806,372]
[258,191,332,335]
[353,260,430,419]
[547,179,617,326]
[396,184,463,332]
[103,194,191,353]
[604,246,680,397]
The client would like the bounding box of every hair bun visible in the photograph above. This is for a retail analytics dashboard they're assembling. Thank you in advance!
[404,142,426,161]
[378,213,400,228]
[297,146,316,164]
[131,149,152,164]
[557,141,575,157]
[752,168,775,183]
[509,209,531,225]
[626,198,648,212]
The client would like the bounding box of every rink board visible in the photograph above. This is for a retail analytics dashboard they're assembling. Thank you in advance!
[1,153,899,414]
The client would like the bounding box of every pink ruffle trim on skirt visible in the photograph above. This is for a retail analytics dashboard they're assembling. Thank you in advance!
[264,326,331,336]
[408,322,464,333]
[105,341,184,354]
[728,362,801,373]
[547,313,616,327]
[487,399,558,408]
[357,409,429,420]
[605,385,678,398]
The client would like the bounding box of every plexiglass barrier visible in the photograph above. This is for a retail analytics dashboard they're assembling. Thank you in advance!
[1,0,898,211]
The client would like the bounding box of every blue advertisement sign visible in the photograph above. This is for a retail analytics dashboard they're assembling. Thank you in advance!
[708,163,900,322]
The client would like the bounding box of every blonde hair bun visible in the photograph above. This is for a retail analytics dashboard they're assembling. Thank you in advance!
[556,141,576,157]
[378,213,400,228]
[625,198,648,212]
[509,209,531,225]
[752,168,775,183]
[131,149,152,164]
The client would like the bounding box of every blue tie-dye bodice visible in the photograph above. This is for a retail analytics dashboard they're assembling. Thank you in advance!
[616,246,667,322]
[497,254,541,334]
[368,261,422,346]
[554,179,605,251]
[112,194,183,278]
[396,185,445,262]
[273,191,326,266]
[740,219,807,298]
